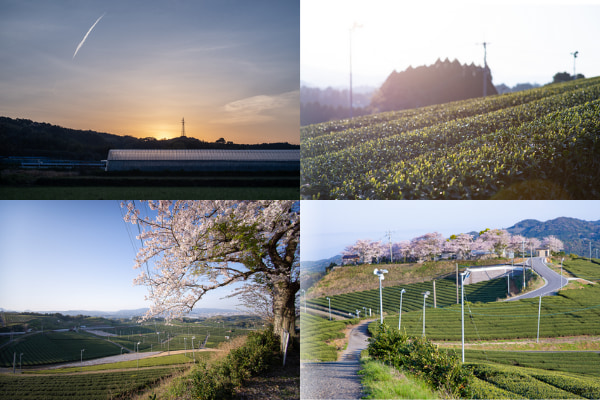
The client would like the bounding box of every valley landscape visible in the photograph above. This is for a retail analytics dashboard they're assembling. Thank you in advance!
[300,210,600,399]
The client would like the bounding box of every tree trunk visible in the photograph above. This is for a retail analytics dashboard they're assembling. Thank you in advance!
[272,279,299,352]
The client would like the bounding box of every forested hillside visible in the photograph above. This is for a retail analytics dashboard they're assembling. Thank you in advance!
[0,117,299,161]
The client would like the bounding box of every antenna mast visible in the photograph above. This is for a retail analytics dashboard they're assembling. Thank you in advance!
[571,51,579,80]
[481,42,490,97]
[181,118,186,137]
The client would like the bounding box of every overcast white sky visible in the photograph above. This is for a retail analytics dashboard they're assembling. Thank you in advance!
[300,200,600,260]
[301,0,600,89]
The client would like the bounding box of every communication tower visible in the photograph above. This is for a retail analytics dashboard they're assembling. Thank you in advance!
[181,118,186,137]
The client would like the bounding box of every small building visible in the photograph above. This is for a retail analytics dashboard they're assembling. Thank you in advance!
[536,248,551,257]
[104,149,299,172]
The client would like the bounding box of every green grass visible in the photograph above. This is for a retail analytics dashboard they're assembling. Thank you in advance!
[359,356,439,399]
[0,186,299,200]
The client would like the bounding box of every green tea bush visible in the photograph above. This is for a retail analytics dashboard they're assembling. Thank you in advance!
[186,328,280,400]
[367,323,472,398]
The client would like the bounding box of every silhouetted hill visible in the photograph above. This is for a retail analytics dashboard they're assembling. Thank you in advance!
[506,217,600,257]
[371,58,498,113]
[0,117,299,161]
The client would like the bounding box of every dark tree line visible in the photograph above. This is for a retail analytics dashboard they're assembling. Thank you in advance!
[0,117,298,161]
[370,58,498,113]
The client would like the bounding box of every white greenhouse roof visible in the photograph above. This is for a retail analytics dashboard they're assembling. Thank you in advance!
[107,149,299,162]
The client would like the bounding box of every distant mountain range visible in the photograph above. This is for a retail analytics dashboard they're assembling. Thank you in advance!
[2,308,243,319]
[301,217,600,273]
[505,217,600,257]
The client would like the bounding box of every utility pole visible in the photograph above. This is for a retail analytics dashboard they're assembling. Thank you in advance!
[181,118,186,137]
[477,42,491,97]
[349,22,362,119]
[386,230,393,263]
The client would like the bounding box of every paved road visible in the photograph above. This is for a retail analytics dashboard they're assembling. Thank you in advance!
[301,319,371,400]
[507,257,569,301]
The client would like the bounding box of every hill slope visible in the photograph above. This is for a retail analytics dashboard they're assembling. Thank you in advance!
[301,76,600,199]
[506,217,600,257]
[0,117,299,161]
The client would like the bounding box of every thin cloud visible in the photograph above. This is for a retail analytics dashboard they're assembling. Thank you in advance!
[214,90,299,125]
[72,12,106,59]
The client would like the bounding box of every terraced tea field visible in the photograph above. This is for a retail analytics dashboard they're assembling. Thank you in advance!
[0,367,184,399]
[306,275,516,319]
[0,331,121,367]
[301,76,600,199]
[376,282,600,341]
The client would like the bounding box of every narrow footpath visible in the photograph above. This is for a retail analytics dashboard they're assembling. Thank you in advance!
[301,319,372,400]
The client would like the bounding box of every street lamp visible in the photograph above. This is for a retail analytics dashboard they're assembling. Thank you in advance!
[398,289,406,331]
[136,342,141,369]
[460,270,471,362]
[374,268,388,324]
[326,297,332,321]
[422,291,430,337]
[301,289,307,313]
[560,257,565,287]
[80,349,85,372]
[192,336,196,363]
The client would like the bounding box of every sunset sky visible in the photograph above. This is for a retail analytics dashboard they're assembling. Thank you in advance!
[302,0,600,89]
[0,0,299,144]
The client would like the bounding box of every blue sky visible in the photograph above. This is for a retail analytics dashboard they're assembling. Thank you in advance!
[0,0,299,144]
[302,0,600,89]
[300,200,600,261]
[0,201,243,312]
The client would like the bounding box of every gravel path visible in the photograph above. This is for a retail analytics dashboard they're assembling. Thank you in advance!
[301,319,372,400]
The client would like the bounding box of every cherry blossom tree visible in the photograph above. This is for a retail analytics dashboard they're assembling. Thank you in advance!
[343,239,381,264]
[122,200,299,350]
[478,229,512,257]
[410,232,444,262]
[444,233,474,260]
[542,236,564,253]
[525,237,542,255]
[392,240,411,263]
[509,234,527,256]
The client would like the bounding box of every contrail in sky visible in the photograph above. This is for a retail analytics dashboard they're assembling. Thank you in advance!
[72,12,106,59]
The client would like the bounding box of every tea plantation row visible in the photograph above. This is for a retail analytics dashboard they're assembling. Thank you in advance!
[379,283,600,341]
[301,76,600,199]
[0,367,182,399]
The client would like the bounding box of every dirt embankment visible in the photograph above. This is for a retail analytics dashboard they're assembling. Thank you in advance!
[308,259,511,298]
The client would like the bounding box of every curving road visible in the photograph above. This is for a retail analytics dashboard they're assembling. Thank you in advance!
[301,319,371,400]
[506,257,569,301]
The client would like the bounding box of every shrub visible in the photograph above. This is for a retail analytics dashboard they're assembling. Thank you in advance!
[368,323,472,398]
[186,328,280,400]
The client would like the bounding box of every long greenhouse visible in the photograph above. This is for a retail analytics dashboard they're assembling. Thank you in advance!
[104,149,299,172]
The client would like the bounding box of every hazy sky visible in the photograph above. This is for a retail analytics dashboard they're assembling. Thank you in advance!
[301,200,600,261]
[0,0,299,144]
[0,201,244,312]
[301,0,600,89]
